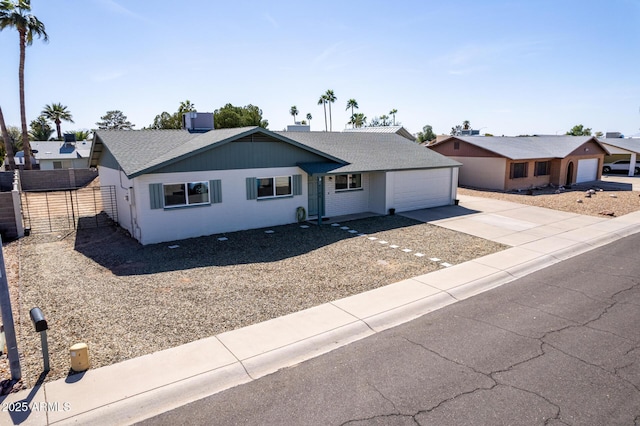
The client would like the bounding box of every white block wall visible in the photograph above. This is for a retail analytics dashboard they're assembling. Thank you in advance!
[324,173,370,217]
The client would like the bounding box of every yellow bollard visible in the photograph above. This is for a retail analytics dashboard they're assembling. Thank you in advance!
[69,343,90,372]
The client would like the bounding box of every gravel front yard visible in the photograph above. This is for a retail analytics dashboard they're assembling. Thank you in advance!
[458,181,640,217]
[1,215,506,388]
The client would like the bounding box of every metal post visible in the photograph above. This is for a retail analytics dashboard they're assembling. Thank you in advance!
[317,176,322,226]
[0,237,21,380]
[40,330,50,371]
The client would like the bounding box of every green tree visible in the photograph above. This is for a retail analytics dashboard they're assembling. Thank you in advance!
[416,125,436,143]
[349,113,367,128]
[306,113,312,127]
[289,105,298,123]
[594,131,604,138]
[0,106,16,169]
[150,99,196,129]
[29,115,53,140]
[96,110,135,130]
[389,108,398,126]
[462,120,471,130]
[325,89,336,131]
[0,125,22,159]
[73,129,90,140]
[213,103,268,129]
[368,116,381,127]
[346,98,358,123]
[317,94,328,131]
[566,124,592,136]
[41,102,74,140]
[450,125,462,136]
[380,114,390,126]
[0,0,49,169]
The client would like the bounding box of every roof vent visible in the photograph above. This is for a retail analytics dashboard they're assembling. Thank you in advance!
[182,112,214,133]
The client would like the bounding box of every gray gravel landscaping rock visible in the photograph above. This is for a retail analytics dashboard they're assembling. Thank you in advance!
[1,215,506,387]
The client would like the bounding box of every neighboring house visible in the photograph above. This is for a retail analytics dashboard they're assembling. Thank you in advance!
[90,126,460,245]
[598,137,640,176]
[429,135,608,191]
[343,126,416,142]
[15,140,92,170]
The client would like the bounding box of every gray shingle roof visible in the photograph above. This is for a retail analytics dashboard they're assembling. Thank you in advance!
[440,135,607,160]
[95,127,460,178]
[274,131,460,173]
[598,138,640,154]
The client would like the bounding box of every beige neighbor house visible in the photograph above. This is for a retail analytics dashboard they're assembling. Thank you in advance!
[429,135,609,191]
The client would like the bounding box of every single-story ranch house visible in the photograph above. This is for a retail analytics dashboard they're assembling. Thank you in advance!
[429,135,608,191]
[90,124,461,245]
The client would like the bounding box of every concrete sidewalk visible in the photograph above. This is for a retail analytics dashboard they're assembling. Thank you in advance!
[2,195,640,425]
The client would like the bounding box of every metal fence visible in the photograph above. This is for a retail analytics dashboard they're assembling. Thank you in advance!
[21,186,117,234]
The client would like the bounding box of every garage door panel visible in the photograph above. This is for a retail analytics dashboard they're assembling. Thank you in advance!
[392,169,452,212]
[576,159,598,183]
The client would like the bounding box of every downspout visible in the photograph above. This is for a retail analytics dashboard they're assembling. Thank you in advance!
[119,167,139,241]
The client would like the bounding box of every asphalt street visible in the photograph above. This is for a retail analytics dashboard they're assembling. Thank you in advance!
[140,233,640,426]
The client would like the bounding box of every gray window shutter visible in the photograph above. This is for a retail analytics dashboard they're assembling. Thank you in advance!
[209,179,222,204]
[246,177,257,200]
[292,174,302,196]
[149,183,163,209]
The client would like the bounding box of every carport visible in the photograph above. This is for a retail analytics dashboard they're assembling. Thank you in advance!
[599,138,639,176]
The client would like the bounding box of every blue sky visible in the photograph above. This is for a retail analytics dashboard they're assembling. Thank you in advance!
[1,0,639,137]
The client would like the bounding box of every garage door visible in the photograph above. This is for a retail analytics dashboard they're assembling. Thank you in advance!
[576,159,598,183]
[392,168,452,212]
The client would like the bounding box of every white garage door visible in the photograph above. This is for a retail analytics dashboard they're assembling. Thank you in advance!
[392,168,452,212]
[576,159,598,183]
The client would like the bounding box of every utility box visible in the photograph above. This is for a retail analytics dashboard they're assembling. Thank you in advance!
[69,343,90,372]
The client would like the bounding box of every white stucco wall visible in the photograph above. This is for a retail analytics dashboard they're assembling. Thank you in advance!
[97,166,134,236]
[452,156,506,190]
[131,167,307,245]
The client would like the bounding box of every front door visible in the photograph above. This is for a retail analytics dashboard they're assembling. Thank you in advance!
[566,161,574,185]
[307,176,325,217]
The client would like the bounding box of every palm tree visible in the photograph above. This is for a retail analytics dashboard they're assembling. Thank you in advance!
[317,94,328,131]
[325,89,336,131]
[0,106,16,170]
[349,113,366,129]
[42,102,74,140]
[0,0,48,169]
[289,105,298,123]
[306,113,312,128]
[462,120,471,130]
[389,108,398,126]
[380,114,390,126]
[346,98,359,123]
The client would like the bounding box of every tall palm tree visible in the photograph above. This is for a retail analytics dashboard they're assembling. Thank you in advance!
[325,89,336,131]
[306,113,312,128]
[289,105,298,123]
[462,120,471,130]
[389,108,398,126]
[346,99,358,118]
[380,114,390,126]
[42,102,74,140]
[0,106,16,170]
[317,94,328,131]
[0,0,48,169]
